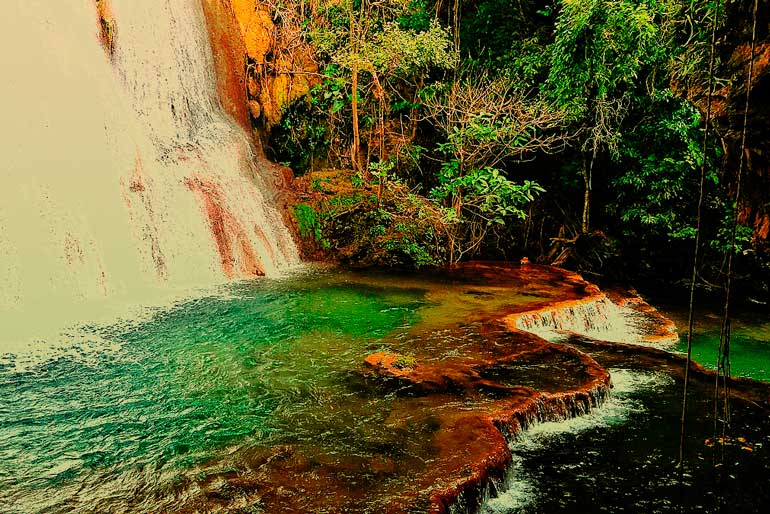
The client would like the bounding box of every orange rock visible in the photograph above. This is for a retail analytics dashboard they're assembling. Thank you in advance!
[247,75,260,97]
[230,0,257,35]
[200,0,251,131]
[243,8,274,63]
[248,100,262,119]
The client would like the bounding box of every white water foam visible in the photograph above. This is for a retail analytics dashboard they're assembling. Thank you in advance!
[475,369,674,514]
[514,295,674,346]
[0,0,300,368]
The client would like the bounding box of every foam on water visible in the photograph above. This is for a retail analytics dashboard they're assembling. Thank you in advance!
[514,295,674,345]
[0,284,226,373]
[0,0,300,367]
[477,369,674,514]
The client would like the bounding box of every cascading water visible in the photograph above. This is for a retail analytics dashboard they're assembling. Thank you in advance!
[0,0,298,355]
[512,294,678,346]
[456,369,675,514]
[514,296,635,342]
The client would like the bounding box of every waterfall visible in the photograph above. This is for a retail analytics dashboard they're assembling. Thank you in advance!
[0,0,298,350]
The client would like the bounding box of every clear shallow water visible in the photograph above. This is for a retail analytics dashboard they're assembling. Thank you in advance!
[0,267,557,513]
[666,308,770,381]
[0,270,431,512]
[479,368,770,514]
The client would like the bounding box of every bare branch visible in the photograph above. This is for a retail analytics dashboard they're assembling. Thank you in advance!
[422,72,573,170]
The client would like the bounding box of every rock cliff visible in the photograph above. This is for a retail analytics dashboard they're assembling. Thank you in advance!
[203,1,318,131]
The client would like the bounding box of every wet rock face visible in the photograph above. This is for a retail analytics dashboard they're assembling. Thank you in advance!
[720,14,770,256]
[201,0,252,132]
[94,0,116,56]
[215,0,318,127]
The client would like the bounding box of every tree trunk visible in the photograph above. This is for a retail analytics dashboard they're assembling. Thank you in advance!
[581,151,595,234]
[410,76,424,142]
[351,68,361,172]
[349,2,361,174]
[373,72,386,208]
[452,0,461,52]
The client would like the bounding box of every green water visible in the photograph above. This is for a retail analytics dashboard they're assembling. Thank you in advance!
[5,267,768,513]
[0,270,429,512]
[669,310,770,381]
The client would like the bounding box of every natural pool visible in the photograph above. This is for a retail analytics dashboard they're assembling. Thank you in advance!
[1,265,768,513]
[476,366,770,514]
[0,265,577,512]
[667,307,770,381]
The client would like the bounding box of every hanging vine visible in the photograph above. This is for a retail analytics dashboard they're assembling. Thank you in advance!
[712,0,760,489]
[678,0,722,472]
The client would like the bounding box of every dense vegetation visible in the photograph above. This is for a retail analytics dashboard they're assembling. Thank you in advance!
[263,0,767,299]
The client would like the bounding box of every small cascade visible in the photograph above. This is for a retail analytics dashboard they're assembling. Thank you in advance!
[492,385,611,443]
[450,369,672,514]
[512,293,678,346]
[0,0,299,352]
[445,381,612,514]
[514,295,632,341]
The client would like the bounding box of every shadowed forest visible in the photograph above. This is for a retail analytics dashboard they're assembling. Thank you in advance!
[239,0,770,301]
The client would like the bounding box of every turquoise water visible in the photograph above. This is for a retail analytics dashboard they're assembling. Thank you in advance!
[0,271,428,512]
[4,268,769,513]
[669,310,770,381]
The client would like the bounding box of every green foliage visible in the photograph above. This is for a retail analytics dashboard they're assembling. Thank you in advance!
[369,158,395,178]
[293,203,325,247]
[461,0,553,83]
[391,353,417,369]
[548,0,663,111]
[349,179,446,268]
[381,229,439,268]
[432,163,544,226]
[397,0,432,31]
[277,1,457,175]
[271,1,767,283]
[710,208,754,255]
[270,102,330,174]
[294,171,448,269]
[359,20,458,76]
[667,0,723,91]
[437,113,532,158]
[610,95,711,241]
[315,65,350,115]
[312,2,456,76]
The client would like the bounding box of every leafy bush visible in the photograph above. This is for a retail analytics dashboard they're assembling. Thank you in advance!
[291,170,448,268]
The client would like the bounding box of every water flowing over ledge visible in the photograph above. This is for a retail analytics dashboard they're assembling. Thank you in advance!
[508,266,679,346]
[450,368,677,514]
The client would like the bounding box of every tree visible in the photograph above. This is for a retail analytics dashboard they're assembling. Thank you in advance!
[609,94,712,258]
[307,0,456,174]
[547,0,663,233]
[423,72,568,263]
